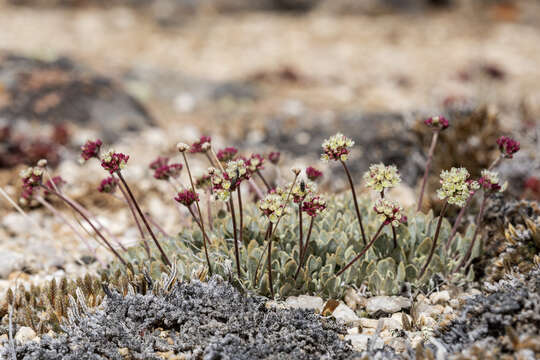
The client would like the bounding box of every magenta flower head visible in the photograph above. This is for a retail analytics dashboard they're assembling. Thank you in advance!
[44,176,66,195]
[80,139,103,162]
[189,136,212,154]
[20,166,44,201]
[305,166,323,182]
[302,195,327,217]
[478,170,506,193]
[154,163,183,180]
[149,156,170,170]
[217,147,238,162]
[424,116,449,131]
[268,152,280,165]
[496,136,520,158]
[247,153,265,173]
[101,150,129,174]
[175,189,199,207]
[98,176,119,194]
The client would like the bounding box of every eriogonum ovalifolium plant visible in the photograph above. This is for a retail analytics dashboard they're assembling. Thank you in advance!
[16,117,522,300]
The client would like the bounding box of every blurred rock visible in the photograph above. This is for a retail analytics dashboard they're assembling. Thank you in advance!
[365,295,411,315]
[0,53,154,143]
[0,251,26,278]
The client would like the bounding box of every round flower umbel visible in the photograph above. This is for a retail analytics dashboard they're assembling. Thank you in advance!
[189,136,211,154]
[373,199,407,227]
[101,150,129,174]
[478,169,507,193]
[258,192,289,223]
[225,158,250,186]
[437,167,479,207]
[268,152,280,165]
[424,116,449,131]
[98,176,119,194]
[291,180,316,203]
[302,194,327,217]
[80,139,102,162]
[496,136,520,159]
[209,168,232,201]
[321,133,354,162]
[175,189,200,207]
[20,166,44,200]
[363,163,401,193]
[149,156,169,170]
[247,153,264,173]
[154,163,183,180]
[216,147,238,162]
[306,166,323,182]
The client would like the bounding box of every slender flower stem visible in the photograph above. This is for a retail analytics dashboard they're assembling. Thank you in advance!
[210,148,226,173]
[392,226,397,250]
[417,130,440,212]
[116,172,171,267]
[205,152,216,167]
[267,223,274,298]
[41,185,127,266]
[144,212,170,237]
[445,195,474,252]
[116,177,150,256]
[336,222,386,277]
[488,154,503,171]
[187,207,213,275]
[182,152,213,274]
[248,178,265,200]
[454,194,488,273]
[419,201,448,278]
[237,186,245,245]
[35,196,97,257]
[229,197,241,276]
[298,202,304,266]
[256,169,271,191]
[340,160,366,245]
[294,216,314,280]
[254,174,299,283]
[206,192,213,231]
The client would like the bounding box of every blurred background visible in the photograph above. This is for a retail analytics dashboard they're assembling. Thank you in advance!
[0,0,539,282]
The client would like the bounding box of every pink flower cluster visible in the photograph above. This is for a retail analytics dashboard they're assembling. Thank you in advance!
[98,177,119,194]
[424,116,449,130]
[246,153,264,172]
[175,189,199,207]
[148,156,183,181]
[44,176,66,196]
[20,167,43,200]
[216,147,238,162]
[496,136,520,158]
[80,139,102,161]
[268,152,280,164]
[302,196,327,217]
[189,136,212,154]
[101,152,129,174]
[306,166,323,181]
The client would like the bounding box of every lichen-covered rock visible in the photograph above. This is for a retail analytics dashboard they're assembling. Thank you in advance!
[3,277,357,359]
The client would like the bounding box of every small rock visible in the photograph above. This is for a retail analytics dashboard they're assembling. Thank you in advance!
[416,302,444,318]
[366,296,411,315]
[359,318,379,329]
[383,317,402,331]
[332,303,359,324]
[344,288,365,310]
[449,298,460,309]
[344,334,369,351]
[429,290,450,304]
[419,314,437,328]
[285,295,324,312]
[15,327,36,343]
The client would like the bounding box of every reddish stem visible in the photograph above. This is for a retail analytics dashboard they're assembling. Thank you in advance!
[419,201,448,278]
[229,197,241,277]
[418,130,440,212]
[267,223,274,298]
[340,160,367,245]
[294,216,314,280]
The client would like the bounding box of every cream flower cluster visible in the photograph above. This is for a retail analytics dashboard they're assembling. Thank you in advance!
[258,192,289,223]
[209,167,232,202]
[225,159,249,183]
[321,133,354,162]
[291,180,316,203]
[363,163,401,192]
[373,199,406,227]
[437,167,479,207]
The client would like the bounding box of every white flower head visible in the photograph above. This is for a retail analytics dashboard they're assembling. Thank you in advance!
[437,167,478,207]
[321,133,354,162]
[363,163,401,192]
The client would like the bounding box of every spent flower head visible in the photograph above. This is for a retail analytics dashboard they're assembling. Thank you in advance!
[177,143,190,153]
[302,194,327,217]
[363,163,401,192]
[478,169,506,193]
[101,150,129,174]
[268,152,280,165]
[175,189,200,207]
[216,147,238,162]
[496,136,520,159]
[424,116,449,130]
[321,133,354,162]
[437,167,478,207]
[305,166,323,182]
[80,139,102,162]
[98,176,119,194]
[258,192,289,223]
[373,199,407,227]
[189,136,212,154]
